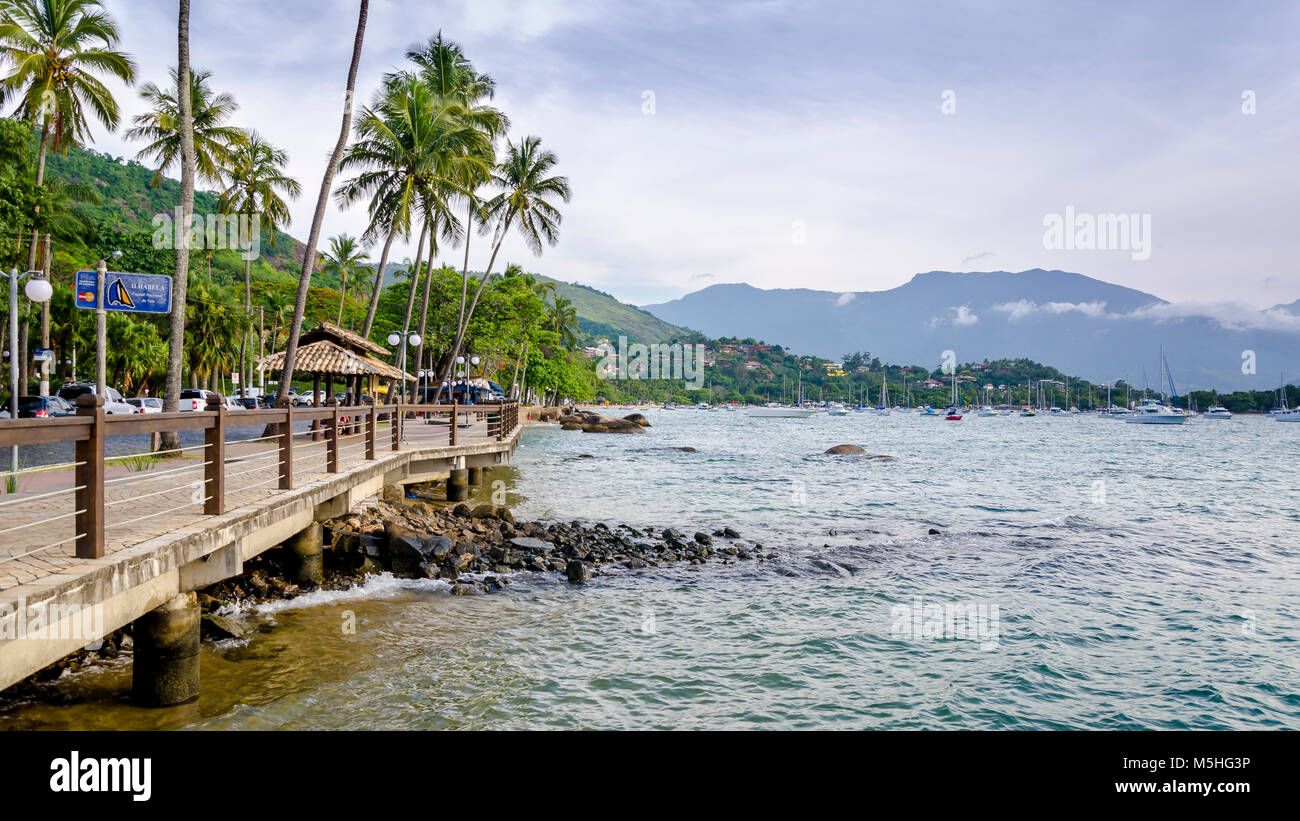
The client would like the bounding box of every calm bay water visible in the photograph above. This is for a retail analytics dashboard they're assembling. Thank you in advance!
[6,409,1299,730]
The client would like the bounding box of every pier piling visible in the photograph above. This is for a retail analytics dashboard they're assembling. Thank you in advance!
[467,466,483,486]
[131,592,201,707]
[286,523,325,586]
[447,469,469,501]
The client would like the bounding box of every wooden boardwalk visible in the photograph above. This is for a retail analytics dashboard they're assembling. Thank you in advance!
[0,400,520,691]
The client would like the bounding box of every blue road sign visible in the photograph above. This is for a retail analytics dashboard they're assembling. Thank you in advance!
[74,270,173,314]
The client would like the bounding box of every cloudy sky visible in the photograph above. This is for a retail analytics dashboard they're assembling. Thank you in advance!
[93,0,1300,308]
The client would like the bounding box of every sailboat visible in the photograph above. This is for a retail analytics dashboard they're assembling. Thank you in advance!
[748,370,816,418]
[1126,346,1187,425]
[1273,375,1300,422]
[943,370,962,420]
[876,378,891,415]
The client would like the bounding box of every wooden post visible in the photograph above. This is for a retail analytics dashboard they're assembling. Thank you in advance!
[204,393,226,514]
[366,397,377,459]
[327,399,341,473]
[74,394,105,559]
[279,398,294,490]
[450,401,458,446]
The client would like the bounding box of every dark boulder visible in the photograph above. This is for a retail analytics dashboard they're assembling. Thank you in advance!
[566,560,593,582]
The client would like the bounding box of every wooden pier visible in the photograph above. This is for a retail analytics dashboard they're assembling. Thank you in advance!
[0,396,521,696]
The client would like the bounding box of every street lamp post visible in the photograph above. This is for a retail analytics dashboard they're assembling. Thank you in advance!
[387,330,421,403]
[4,267,54,476]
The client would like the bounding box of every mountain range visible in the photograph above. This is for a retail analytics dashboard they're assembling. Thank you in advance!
[642,270,1300,391]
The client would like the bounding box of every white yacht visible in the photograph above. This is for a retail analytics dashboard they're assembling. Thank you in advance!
[1202,406,1232,419]
[1125,401,1187,424]
[745,404,816,418]
[826,402,850,416]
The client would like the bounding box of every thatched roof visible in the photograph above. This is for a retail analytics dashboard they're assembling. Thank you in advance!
[300,321,390,357]
[257,340,412,380]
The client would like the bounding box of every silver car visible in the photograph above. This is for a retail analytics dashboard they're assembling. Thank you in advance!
[56,383,137,415]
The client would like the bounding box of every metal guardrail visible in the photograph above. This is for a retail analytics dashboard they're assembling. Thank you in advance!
[0,395,519,563]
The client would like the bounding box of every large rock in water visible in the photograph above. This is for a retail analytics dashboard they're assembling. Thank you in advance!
[386,524,451,578]
[558,410,647,434]
[566,560,592,582]
[824,444,867,455]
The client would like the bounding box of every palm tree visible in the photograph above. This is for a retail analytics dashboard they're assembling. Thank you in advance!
[437,135,570,398]
[159,0,196,453]
[336,71,488,339]
[124,66,245,186]
[321,233,369,327]
[217,132,299,394]
[0,0,136,271]
[547,294,580,349]
[407,33,508,380]
[184,273,246,391]
[276,0,369,414]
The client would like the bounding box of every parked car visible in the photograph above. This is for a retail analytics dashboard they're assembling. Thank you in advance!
[126,397,163,414]
[177,388,218,411]
[235,397,261,410]
[296,390,327,407]
[0,395,76,418]
[333,392,374,405]
[56,383,136,415]
[223,395,246,411]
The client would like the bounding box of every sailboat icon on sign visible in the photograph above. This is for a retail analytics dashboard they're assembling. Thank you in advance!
[107,278,135,309]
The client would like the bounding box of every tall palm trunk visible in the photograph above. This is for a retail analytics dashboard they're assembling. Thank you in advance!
[360,226,396,338]
[159,0,198,454]
[413,238,440,403]
[337,267,348,326]
[25,121,49,273]
[236,254,251,397]
[392,221,428,402]
[437,212,513,401]
[275,0,369,416]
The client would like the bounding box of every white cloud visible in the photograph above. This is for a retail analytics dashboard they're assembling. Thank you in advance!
[835,292,856,307]
[1122,301,1300,333]
[992,299,1038,321]
[992,296,1300,332]
[933,305,980,327]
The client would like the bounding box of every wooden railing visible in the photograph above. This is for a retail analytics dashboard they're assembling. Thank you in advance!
[0,395,520,566]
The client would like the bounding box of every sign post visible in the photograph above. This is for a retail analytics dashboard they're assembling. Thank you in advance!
[74,267,171,398]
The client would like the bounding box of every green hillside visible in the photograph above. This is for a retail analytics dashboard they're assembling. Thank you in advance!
[43,141,307,277]
[537,275,701,345]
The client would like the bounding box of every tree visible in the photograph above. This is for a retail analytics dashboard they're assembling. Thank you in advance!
[437,135,570,399]
[217,131,299,394]
[547,294,579,349]
[336,70,489,339]
[276,0,369,414]
[159,0,196,453]
[0,0,137,271]
[320,233,368,327]
[124,66,245,186]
